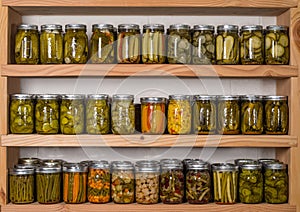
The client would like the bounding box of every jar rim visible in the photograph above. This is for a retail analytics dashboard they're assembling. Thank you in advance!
[263,95,288,100]
[217,25,239,31]
[169,94,191,100]
[140,97,167,103]
[240,95,264,100]
[10,168,35,175]
[241,163,262,170]
[212,163,239,171]
[63,163,88,172]
[111,161,134,170]
[217,95,240,100]
[11,94,34,99]
[36,94,61,99]
[87,94,109,100]
[118,24,140,30]
[61,94,85,100]
[234,159,257,166]
[266,25,288,31]
[113,94,134,100]
[193,25,215,31]
[36,165,62,173]
[65,24,86,30]
[41,24,63,31]
[194,95,217,100]
[89,160,110,169]
[18,157,41,165]
[265,163,287,170]
[241,25,263,31]
[169,24,190,30]
[18,24,38,30]
[143,24,164,30]
[92,24,114,31]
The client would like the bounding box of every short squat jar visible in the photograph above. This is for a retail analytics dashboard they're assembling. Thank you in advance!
[40,24,63,64]
[241,95,264,135]
[15,24,39,64]
[60,95,85,135]
[240,25,264,65]
[35,94,60,134]
[265,25,289,65]
[192,25,215,64]
[64,24,88,64]
[216,25,239,64]
[117,24,140,64]
[86,94,110,134]
[10,94,34,134]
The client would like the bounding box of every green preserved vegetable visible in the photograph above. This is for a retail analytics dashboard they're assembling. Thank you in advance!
[64,24,88,64]
[142,24,166,64]
[111,94,135,135]
[15,24,39,64]
[40,24,63,64]
[117,24,140,64]
[86,94,110,134]
[239,164,263,203]
[241,96,264,135]
[216,25,239,64]
[10,94,34,134]
[167,24,191,64]
[192,25,215,64]
[265,25,289,65]
[35,94,60,134]
[60,95,85,135]
[90,24,115,64]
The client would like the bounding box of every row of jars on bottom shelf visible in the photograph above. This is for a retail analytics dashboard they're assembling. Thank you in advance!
[9,157,288,205]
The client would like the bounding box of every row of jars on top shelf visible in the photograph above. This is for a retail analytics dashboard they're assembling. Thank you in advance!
[10,157,288,205]
[9,94,288,135]
[15,23,289,65]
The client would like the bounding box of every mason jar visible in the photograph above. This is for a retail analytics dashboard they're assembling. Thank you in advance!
[40,24,63,64]
[216,25,239,64]
[140,97,167,134]
[60,94,85,134]
[10,94,34,134]
[86,94,110,134]
[142,24,166,64]
[168,95,192,134]
[63,163,88,204]
[111,161,135,204]
[241,95,264,135]
[64,24,88,64]
[117,24,140,64]
[192,25,215,64]
[263,96,288,134]
[35,94,60,134]
[90,24,115,64]
[240,25,264,65]
[15,24,39,64]
[265,25,289,65]
[167,24,191,64]
[88,160,110,203]
[111,94,135,134]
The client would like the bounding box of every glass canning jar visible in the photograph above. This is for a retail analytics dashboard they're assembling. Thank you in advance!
[15,24,39,64]
[40,24,63,64]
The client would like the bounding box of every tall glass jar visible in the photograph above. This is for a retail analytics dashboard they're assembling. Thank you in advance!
[87,160,110,203]
[241,95,264,135]
[135,160,160,204]
[86,94,110,134]
[9,168,35,204]
[239,164,263,204]
[263,96,288,134]
[216,25,239,64]
[64,24,88,64]
[111,94,135,134]
[15,24,39,64]
[168,95,192,134]
[142,24,166,64]
[111,161,135,204]
[167,24,191,64]
[265,25,289,65]
[117,24,140,64]
[63,163,88,204]
[140,97,166,134]
[60,94,85,135]
[35,94,60,134]
[212,163,238,204]
[10,94,34,134]
[36,165,61,204]
[40,24,63,64]
[192,25,215,64]
[193,95,217,134]
[264,163,288,204]
[90,24,115,64]
[217,96,240,134]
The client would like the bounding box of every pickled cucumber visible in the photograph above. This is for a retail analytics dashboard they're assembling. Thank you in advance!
[241,97,263,134]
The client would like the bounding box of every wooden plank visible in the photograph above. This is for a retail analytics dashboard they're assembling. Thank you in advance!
[1,64,298,78]
[0,6,8,65]
[0,78,7,135]
[1,134,297,147]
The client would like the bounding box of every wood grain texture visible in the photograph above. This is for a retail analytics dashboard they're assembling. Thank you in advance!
[0,6,8,65]
[1,64,298,78]
[0,134,297,147]
[0,78,7,134]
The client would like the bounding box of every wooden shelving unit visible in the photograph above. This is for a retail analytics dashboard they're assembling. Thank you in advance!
[0,0,300,211]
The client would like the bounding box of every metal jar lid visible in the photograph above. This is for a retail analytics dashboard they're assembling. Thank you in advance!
[41,24,63,31]
[111,161,134,170]
[112,94,134,100]
[41,159,65,167]
[18,157,40,165]
[234,159,257,166]
[11,94,34,100]
[15,164,37,170]
[169,24,190,30]
[140,97,167,104]
[169,95,191,101]
[10,168,35,175]
[135,161,160,172]
[63,163,88,173]
[143,24,164,31]
[118,24,140,30]
[263,96,288,101]
[18,24,38,30]
[79,160,94,167]
[258,158,280,164]
[193,25,215,31]
[36,94,60,100]
[212,163,239,171]
[187,162,210,170]
[241,163,262,170]
[265,163,287,170]
[87,94,109,100]
[217,95,240,101]
[92,24,114,31]
[241,25,263,31]
[194,95,217,101]
[65,24,87,30]
[36,165,62,173]
[89,160,110,169]
[266,25,288,31]
[161,161,183,170]
[217,25,238,32]
[136,160,160,166]
[160,158,182,165]
[240,95,264,101]
[61,94,85,100]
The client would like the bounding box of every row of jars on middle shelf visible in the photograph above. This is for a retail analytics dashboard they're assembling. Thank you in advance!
[9,94,289,135]
[10,157,288,205]
[15,23,289,65]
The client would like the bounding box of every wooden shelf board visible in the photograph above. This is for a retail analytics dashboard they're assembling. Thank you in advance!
[1,64,298,78]
[1,134,297,147]
[1,202,296,212]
